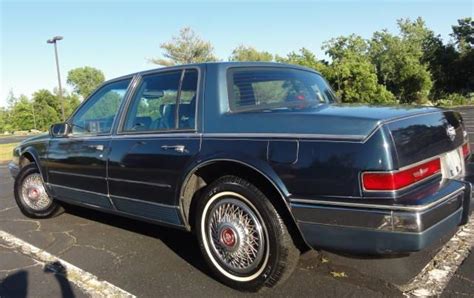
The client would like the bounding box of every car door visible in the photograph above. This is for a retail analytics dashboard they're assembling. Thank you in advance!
[46,78,132,209]
[107,68,200,226]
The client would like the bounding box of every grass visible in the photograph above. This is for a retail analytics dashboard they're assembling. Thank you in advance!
[0,143,18,163]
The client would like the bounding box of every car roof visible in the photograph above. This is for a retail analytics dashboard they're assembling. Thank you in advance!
[107,61,321,83]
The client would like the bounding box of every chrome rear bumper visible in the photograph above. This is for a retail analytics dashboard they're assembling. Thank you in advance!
[291,179,471,253]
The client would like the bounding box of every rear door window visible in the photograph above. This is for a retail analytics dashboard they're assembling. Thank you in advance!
[123,69,198,132]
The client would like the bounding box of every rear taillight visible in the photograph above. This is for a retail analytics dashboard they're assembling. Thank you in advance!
[462,143,470,158]
[362,158,441,191]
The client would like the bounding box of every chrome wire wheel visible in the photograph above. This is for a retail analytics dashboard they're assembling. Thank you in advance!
[20,173,52,211]
[201,191,269,281]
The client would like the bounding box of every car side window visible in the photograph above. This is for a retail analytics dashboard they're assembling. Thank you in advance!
[123,69,198,132]
[71,79,131,135]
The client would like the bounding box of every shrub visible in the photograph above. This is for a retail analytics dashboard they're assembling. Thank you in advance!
[436,93,471,106]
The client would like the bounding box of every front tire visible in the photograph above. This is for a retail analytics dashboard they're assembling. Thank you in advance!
[14,163,62,218]
[196,176,299,291]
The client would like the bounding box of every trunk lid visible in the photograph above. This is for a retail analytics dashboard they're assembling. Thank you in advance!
[386,110,465,168]
[220,104,444,141]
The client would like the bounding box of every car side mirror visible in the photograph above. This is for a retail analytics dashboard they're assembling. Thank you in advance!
[50,123,71,138]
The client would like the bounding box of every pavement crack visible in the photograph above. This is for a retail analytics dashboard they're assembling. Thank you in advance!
[55,230,78,256]
[57,231,124,265]
[0,261,42,274]
[0,230,134,297]
[76,222,93,227]
[0,206,16,213]
[442,290,473,297]
[453,273,474,285]
[79,244,124,265]
[0,219,43,232]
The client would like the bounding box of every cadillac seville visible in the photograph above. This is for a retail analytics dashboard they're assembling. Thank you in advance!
[8,62,473,291]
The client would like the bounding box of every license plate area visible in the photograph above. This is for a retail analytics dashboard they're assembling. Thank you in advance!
[442,148,464,178]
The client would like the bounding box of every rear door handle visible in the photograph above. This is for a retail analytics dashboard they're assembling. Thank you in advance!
[161,145,186,153]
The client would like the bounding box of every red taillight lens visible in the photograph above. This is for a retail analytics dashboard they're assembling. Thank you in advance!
[362,158,441,191]
[462,143,470,158]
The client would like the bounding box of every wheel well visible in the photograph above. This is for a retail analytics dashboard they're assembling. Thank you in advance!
[20,152,34,168]
[181,161,309,251]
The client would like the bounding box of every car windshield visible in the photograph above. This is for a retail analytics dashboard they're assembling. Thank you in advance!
[228,67,337,112]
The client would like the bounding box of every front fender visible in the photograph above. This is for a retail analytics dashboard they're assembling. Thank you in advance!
[19,146,48,182]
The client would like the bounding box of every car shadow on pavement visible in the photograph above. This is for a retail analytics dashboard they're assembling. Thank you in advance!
[58,202,455,289]
[62,203,211,276]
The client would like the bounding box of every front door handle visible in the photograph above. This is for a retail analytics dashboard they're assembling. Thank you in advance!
[161,145,186,153]
[88,144,104,151]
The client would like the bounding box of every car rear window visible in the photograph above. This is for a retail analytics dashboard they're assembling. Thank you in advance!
[227,67,336,112]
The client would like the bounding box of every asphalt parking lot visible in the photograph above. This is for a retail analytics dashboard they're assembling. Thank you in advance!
[1,108,474,297]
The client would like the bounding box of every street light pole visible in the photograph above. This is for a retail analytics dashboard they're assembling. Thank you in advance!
[47,36,65,121]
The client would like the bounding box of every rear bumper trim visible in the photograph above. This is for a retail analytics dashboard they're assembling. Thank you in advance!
[290,187,465,212]
[298,207,463,254]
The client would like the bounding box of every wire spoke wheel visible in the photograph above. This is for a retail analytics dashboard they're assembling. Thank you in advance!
[197,176,300,290]
[204,192,269,278]
[20,173,52,211]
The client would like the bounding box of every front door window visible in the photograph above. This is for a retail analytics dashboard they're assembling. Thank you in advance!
[71,79,131,135]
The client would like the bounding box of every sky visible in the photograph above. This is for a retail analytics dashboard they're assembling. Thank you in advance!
[1,0,473,107]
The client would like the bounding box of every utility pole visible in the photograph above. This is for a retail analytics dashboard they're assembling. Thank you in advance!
[47,36,65,121]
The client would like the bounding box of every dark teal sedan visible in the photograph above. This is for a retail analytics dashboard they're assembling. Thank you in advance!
[9,62,473,291]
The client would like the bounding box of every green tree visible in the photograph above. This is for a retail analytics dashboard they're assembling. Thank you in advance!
[10,95,34,131]
[31,90,61,130]
[84,91,122,120]
[369,18,433,103]
[449,18,474,94]
[421,34,459,97]
[0,107,11,133]
[1,91,17,132]
[451,17,473,53]
[151,27,218,66]
[229,45,273,61]
[276,48,329,76]
[323,35,395,103]
[67,66,105,99]
[64,93,81,117]
[6,90,16,108]
[33,89,61,116]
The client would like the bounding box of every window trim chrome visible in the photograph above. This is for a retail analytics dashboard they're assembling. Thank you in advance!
[202,132,366,141]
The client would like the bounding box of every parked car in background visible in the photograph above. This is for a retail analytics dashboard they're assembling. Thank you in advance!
[9,62,473,291]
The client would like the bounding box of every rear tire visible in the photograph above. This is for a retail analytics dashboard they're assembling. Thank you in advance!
[14,163,63,218]
[195,175,299,292]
